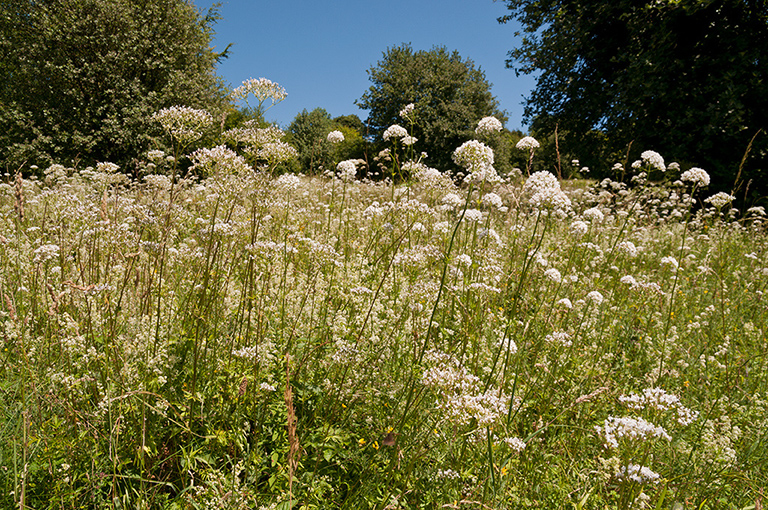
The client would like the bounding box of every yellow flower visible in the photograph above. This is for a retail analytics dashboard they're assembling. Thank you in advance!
[358,438,366,446]
[372,441,380,450]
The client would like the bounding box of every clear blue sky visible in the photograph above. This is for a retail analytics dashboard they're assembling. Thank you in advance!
[192,0,537,132]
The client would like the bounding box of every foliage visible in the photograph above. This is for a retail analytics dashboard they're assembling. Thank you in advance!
[287,108,336,174]
[357,44,508,172]
[287,110,369,174]
[499,0,768,194]
[0,0,230,173]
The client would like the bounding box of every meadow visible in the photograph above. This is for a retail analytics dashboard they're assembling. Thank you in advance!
[1,106,767,509]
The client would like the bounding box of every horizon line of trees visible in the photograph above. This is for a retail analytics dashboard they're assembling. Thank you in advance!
[2,0,766,200]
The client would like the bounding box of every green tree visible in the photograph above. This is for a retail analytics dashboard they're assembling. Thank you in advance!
[499,0,768,194]
[287,108,335,174]
[0,0,230,172]
[356,44,507,172]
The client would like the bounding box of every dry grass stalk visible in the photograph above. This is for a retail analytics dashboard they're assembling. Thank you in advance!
[284,354,300,503]
[14,170,24,223]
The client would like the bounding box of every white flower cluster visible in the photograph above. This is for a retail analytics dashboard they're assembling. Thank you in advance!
[383,124,409,141]
[231,77,287,103]
[640,150,666,172]
[232,345,259,362]
[660,256,679,270]
[326,130,345,143]
[399,103,415,120]
[544,330,572,347]
[504,436,526,453]
[616,241,639,258]
[516,136,540,150]
[143,174,172,190]
[570,220,589,237]
[153,106,213,145]
[96,162,119,174]
[255,141,299,166]
[336,160,358,182]
[543,267,562,283]
[222,125,285,147]
[704,192,735,209]
[442,387,512,427]
[190,145,252,175]
[422,350,512,428]
[33,244,60,264]
[586,290,604,305]
[582,207,604,222]
[596,416,671,449]
[481,192,504,210]
[452,140,494,170]
[617,464,661,484]
[523,171,571,213]
[274,173,301,193]
[619,387,698,425]
[475,116,503,134]
[680,167,710,187]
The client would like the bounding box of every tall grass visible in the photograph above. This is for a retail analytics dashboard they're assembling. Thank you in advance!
[1,144,767,510]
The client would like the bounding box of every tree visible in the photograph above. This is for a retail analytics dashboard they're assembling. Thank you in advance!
[356,44,507,172]
[287,108,335,173]
[0,0,230,172]
[499,0,768,194]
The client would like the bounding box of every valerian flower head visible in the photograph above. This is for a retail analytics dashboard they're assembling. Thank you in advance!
[255,141,299,166]
[680,167,710,187]
[399,103,415,120]
[327,130,345,143]
[516,136,540,150]
[190,145,252,175]
[231,77,287,104]
[336,160,358,182]
[640,150,666,172]
[383,124,408,141]
[453,140,494,170]
[152,106,213,146]
[475,116,503,134]
[704,191,735,209]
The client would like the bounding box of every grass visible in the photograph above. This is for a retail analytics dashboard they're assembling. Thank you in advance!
[0,143,767,510]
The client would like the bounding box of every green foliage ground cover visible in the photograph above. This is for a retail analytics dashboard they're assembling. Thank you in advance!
[1,132,766,509]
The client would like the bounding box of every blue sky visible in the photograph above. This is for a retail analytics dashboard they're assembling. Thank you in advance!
[192,0,537,132]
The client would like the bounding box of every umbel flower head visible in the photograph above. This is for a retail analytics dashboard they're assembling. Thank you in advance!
[640,150,666,172]
[476,116,503,134]
[152,106,213,146]
[399,103,415,120]
[516,136,540,150]
[231,77,288,104]
[680,167,710,187]
[452,140,494,170]
[327,130,345,143]
[704,191,736,209]
[383,124,409,141]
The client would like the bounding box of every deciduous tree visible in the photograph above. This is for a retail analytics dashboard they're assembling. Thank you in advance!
[0,0,230,172]
[357,44,507,172]
[499,0,768,194]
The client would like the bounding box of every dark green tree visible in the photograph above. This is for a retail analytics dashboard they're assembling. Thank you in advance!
[499,0,768,194]
[356,44,507,172]
[0,0,230,172]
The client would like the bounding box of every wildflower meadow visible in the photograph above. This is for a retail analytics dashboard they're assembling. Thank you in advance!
[1,80,767,510]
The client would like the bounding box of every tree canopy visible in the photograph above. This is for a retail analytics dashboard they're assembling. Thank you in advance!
[0,0,230,172]
[499,0,768,193]
[357,44,507,172]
